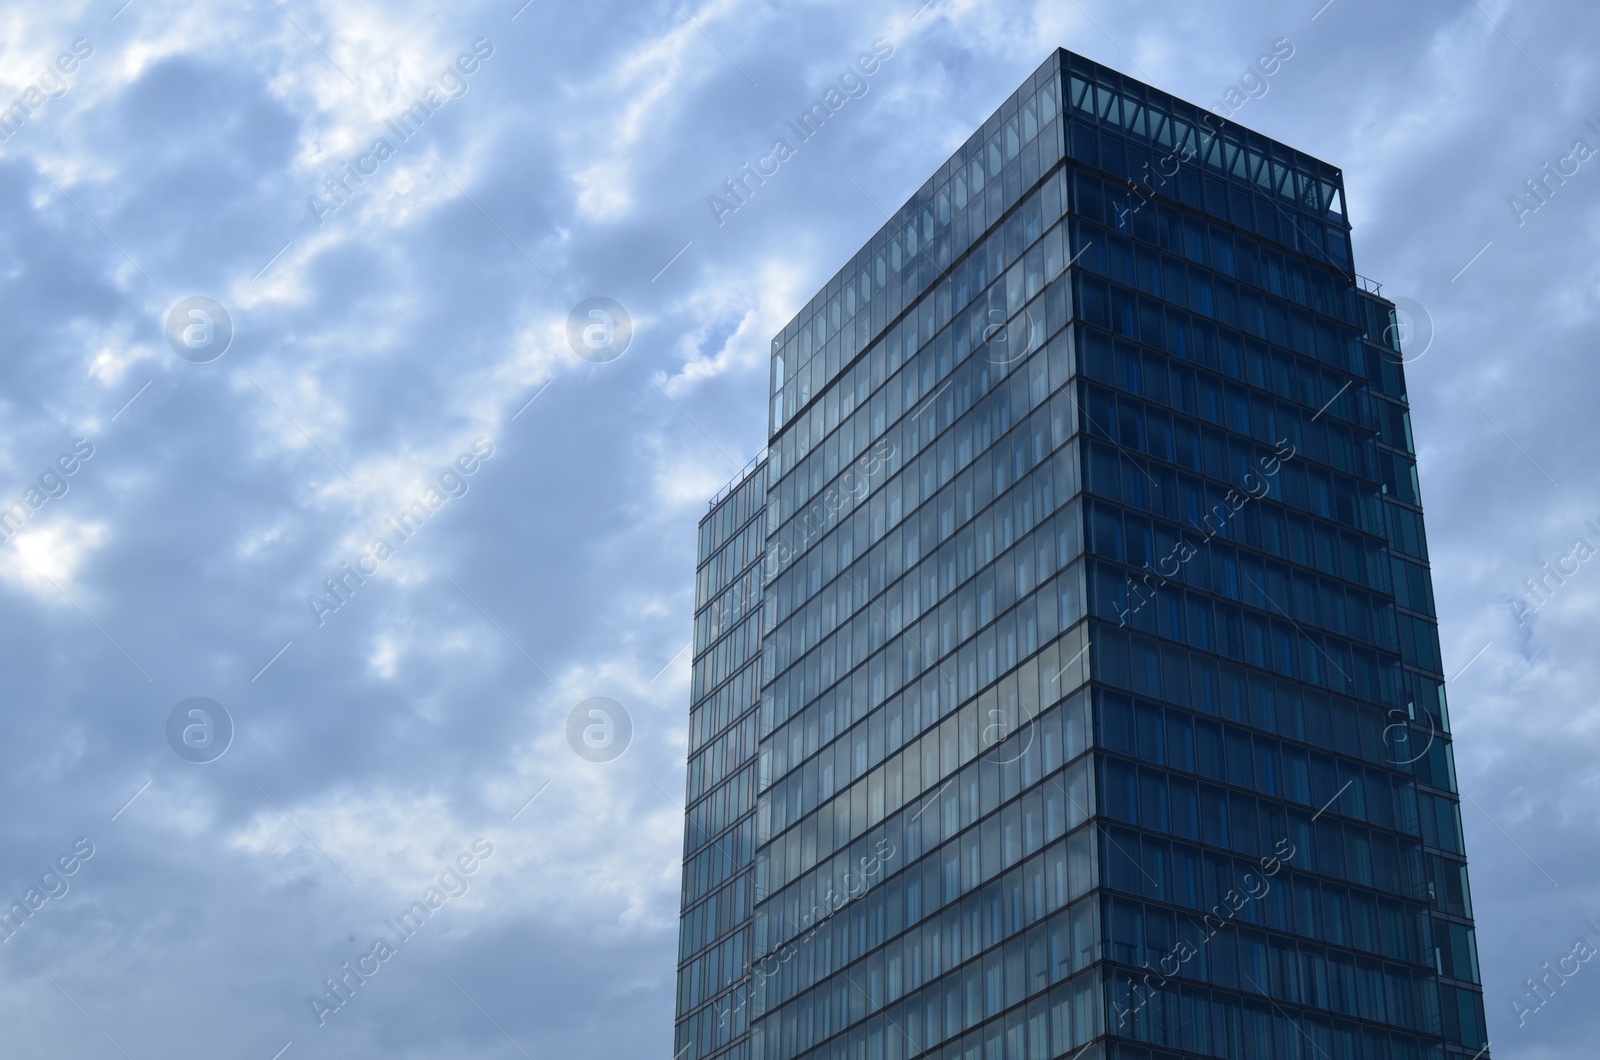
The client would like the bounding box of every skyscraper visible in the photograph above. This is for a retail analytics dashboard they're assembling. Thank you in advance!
[675,48,1488,1060]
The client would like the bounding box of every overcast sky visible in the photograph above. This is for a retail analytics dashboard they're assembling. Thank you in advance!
[0,0,1594,1056]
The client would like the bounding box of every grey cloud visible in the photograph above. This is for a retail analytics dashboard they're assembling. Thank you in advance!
[0,0,1595,1056]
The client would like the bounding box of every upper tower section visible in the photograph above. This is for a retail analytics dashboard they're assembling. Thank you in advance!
[766,49,1352,445]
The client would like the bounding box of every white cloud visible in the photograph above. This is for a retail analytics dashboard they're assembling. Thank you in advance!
[0,517,107,596]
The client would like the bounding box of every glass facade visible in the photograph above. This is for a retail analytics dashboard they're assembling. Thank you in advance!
[675,48,1487,1060]
[677,457,767,1060]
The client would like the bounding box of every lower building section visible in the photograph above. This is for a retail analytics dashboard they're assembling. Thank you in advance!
[747,629,1098,1060]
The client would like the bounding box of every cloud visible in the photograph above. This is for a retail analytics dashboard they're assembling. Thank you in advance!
[0,517,107,596]
[0,1,1595,1057]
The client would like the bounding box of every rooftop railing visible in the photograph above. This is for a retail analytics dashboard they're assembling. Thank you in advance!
[707,450,767,511]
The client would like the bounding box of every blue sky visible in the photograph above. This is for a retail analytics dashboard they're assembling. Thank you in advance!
[0,0,1595,1056]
